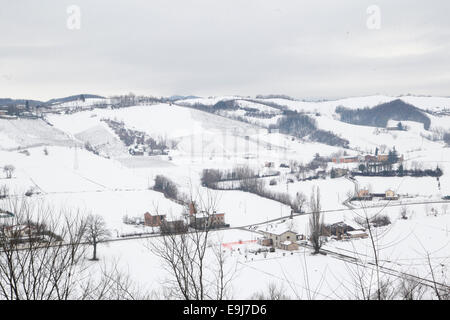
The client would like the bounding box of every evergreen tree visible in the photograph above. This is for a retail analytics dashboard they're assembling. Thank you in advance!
[330,168,336,179]
[398,164,404,176]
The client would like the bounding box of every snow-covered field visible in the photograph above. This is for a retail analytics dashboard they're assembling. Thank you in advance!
[1,95,449,299]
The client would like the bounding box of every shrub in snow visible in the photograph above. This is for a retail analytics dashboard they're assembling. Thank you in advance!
[3,165,15,179]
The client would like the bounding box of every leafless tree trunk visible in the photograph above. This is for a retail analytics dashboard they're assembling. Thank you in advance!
[84,214,111,261]
[147,189,234,300]
[3,165,15,179]
[308,186,323,254]
[293,192,307,213]
[0,198,87,300]
[398,276,426,300]
[0,198,144,300]
[250,282,290,300]
[79,260,149,300]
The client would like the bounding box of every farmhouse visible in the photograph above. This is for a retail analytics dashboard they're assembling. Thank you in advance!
[353,189,373,200]
[365,155,377,162]
[358,189,369,197]
[324,221,368,240]
[188,202,227,230]
[351,189,399,202]
[265,161,275,168]
[385,189,399,200]
[346,230,369,239]
[189,211,227,229]
[259,224,300,251]
[144,212,166,227]
[0,223,61,245]
[332,156,359,164]
[161,219,188,234]
[4,224,39,238]
[280,240,299,251]
[331,168,349,178]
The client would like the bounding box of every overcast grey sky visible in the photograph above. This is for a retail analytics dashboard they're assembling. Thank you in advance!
[1,0,449,101]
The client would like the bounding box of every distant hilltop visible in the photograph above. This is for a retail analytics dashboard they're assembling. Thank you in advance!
[0,94,105,108]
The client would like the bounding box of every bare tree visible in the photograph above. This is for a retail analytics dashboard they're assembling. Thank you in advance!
[147,189,234,300]
[292,192,307,213]
[0,185,9,198]
[400,206,408,220]
[308,186,323,254]
[3,165,15,179]
[79,260,149,300]
[398,276,426,300]
[0,198,147,300]
[250,282,290,300]
[0,198,87,300]
[84,214,111,261]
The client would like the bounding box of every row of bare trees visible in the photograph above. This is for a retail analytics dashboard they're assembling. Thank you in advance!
[1,186,448,300]
[202,167,307,213]
[0,198,139,300]
[305,186,450,300]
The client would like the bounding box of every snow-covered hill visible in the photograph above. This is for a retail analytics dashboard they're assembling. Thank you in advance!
[1,93,449,300]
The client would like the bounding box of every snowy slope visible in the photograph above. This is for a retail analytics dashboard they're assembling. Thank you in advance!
[0,119,75,150]
[1,94,449,300]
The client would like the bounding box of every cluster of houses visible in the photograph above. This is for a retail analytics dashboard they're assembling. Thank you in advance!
[322,221,368,240]
[129,144,169,156]
[101,118,171,157]
[140,202,229,234]
[353,189,399,201]
[332,150,404,175]
[257,219,370,252]
[332,153,404,165]
[0,220,60,246]
[0,105,41,120]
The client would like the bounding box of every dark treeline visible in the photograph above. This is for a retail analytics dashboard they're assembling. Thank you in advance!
[270,111,349,148]
[188,99,279,118]
[201,167,306,213]
[102,118,173,152]
[272,112,316,137]
[201,166,279,188]
[153,175,181,201]
[255,94,296,100]
[181,99,348,148]
[336,99,431,130]
[444,132,450,145]
[352,166,443,178]
[109,93,161,108]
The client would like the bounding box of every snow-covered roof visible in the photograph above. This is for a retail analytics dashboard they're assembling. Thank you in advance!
[347,230,367,236]
[281,240,293,245]
[263,223,296,236]
[338,219,365,231]
[190,211,225,219]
